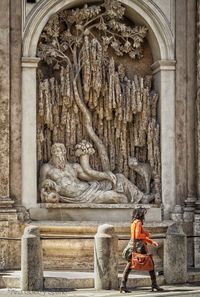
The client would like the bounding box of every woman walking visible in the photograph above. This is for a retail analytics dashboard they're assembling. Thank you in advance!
[120,207,164,293]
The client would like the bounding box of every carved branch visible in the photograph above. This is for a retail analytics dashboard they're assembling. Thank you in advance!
[36,0,161,202]
[73,79,111,171]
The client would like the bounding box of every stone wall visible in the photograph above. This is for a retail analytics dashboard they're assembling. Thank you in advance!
[175,0,197,207]
[0,0,10,197]
[10,0,22,204]
[0,0,198,272]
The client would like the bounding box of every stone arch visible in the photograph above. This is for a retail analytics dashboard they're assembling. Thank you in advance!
[22,0,176,219]
[23,0,174,61]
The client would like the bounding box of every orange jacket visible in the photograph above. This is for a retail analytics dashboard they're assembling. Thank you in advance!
[131,219,154,245]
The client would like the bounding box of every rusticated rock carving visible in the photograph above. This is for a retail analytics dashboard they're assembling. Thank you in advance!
[128,157,152,194]
[37,0,161,204]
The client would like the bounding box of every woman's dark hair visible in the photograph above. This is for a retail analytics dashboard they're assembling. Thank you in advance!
[131,207,147,222]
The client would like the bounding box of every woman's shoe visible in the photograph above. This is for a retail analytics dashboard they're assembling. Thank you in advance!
[119,286,131,293]
[151,284,164,292]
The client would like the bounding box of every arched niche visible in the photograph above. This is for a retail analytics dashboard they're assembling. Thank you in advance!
[22,0,176,219]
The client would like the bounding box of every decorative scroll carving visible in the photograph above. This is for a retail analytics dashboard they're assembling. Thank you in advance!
[37,0,161,204]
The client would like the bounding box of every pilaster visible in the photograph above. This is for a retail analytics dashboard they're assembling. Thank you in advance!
[151,60,176,219]
[22,57,40,209]
[10,0,22,204]
[0,0,10,198]
[194,0,200,269]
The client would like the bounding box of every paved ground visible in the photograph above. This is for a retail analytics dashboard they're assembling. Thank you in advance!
[1,284,200,297]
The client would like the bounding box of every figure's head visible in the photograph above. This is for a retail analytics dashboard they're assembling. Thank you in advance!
[131,207,147,223]
[51,143,66,169]
[51,143,66,156]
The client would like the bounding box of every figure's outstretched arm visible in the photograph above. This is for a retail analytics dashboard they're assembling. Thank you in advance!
[74,163,116,186]
[73,163,95,182]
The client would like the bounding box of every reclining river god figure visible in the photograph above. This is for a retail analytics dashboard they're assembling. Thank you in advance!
[39,141,153,204]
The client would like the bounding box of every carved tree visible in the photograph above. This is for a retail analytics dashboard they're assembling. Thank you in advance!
[37,0,161,200]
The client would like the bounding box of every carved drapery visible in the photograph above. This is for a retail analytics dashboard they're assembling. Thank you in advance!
[36,0,161,200]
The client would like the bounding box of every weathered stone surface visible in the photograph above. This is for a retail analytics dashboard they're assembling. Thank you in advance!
[197,0,200,199]
[29,205,162,222]
[176,0,197,206]
[0,0,10,196]
[37,3,160,206]
[21,225,43,291]
[175,0,187,206]
[164,223,187,284]
[94,224,118,290]
[194,213,200,268]
[10,0,22,203]
[186,0,196,199]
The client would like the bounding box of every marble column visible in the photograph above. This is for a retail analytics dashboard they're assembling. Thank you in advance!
[22,57,40,209]
[151,60,176,219]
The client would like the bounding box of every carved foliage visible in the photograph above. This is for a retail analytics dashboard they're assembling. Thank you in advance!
[37,1,161,199]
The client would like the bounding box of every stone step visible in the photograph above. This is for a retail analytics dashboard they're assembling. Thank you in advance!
[0,271,164,289]
[2,287,200,297]
[1,269,200,290]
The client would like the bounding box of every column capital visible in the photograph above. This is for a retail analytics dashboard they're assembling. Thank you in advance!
[22,57,40,68]
[151,60,176,74]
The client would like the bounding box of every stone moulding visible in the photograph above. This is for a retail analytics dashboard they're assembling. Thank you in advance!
[39,203,159,209]
[21,0,176,219]
[151,60,176,75]
[23,0,174,60]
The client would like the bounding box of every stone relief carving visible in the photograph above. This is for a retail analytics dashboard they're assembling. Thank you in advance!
[39,142,154,204]
[128,157,152,194]
[36,0,161,204]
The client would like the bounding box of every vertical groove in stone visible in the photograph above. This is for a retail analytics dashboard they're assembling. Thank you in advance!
[10,0,22,203]
[186,0,197,198]
[175,0,187,204]
[0,0,10,197]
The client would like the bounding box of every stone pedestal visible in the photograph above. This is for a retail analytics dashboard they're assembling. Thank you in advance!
[194,201,200,268]
[94,224,118,290]
[164,223,187,284]
[170,204,183,222]
[183,196,195,267]
[0,197,19,270]
[21,225,43,291]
